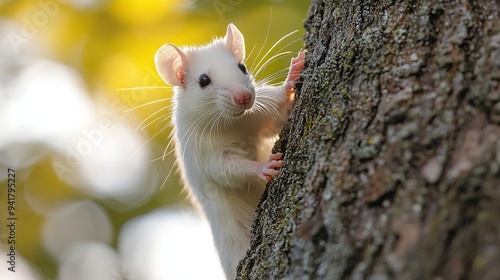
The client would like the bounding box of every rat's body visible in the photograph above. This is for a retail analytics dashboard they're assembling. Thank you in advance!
[154,24,304,279]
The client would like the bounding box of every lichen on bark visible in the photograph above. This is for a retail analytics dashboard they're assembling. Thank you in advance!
[237,0,500,279]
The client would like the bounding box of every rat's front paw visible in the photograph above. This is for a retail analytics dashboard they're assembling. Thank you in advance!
[285,51,306,95]
[257,153,284,182]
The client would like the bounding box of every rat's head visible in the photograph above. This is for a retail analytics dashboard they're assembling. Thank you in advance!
[155,23,255,120]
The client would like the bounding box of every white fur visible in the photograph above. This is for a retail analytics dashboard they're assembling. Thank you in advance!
[155,23,297,280]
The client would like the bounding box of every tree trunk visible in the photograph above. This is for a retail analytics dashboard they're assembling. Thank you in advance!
[237,0,500,279]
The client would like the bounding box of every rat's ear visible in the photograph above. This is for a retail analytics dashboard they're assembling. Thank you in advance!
[154,44,188,86]
[224,23,245,62]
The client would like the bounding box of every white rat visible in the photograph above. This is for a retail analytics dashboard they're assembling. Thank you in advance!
[154,23,305,279]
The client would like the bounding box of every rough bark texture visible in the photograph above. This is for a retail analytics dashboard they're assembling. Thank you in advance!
[237,0,500,279]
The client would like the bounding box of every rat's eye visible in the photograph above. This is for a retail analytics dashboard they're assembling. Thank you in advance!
[238,63,247,74]
[198,74,211,88]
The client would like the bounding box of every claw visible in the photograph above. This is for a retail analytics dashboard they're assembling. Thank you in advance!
[285,51,306,95]
[268,153,283,161]
[258,153,284,182]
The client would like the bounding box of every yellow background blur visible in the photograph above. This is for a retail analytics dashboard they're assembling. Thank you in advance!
[0,0,309,279]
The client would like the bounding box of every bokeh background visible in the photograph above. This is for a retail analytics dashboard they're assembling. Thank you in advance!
[0,0,309,279]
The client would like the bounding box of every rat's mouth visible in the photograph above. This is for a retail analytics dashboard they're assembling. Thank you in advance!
[231,109,246,118]
[226,107,250,119]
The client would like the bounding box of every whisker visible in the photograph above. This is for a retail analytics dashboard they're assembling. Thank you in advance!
[127,126,169,161]
[117,86,171,91]
[149,125,177,163]
[254,51,292,78]
[253,30,299,74]
[135,106,171,131]
[265,36,304,62]
[124,98,171,112]
[257,74,288,86]
[250,35,303,86]
[249,8,273,71]
[154,125,174,156]
[255,67,290,86]
[159,160,177,190]
[150,148,175,162]
[246,44,258,65]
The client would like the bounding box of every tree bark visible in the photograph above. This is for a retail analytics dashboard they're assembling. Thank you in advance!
[237,0,500,279]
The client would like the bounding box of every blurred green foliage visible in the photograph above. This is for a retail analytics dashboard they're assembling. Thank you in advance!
[0,0,309,278]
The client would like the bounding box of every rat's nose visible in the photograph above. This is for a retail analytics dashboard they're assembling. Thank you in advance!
[233,91,253,108]
[234,92,251,104]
